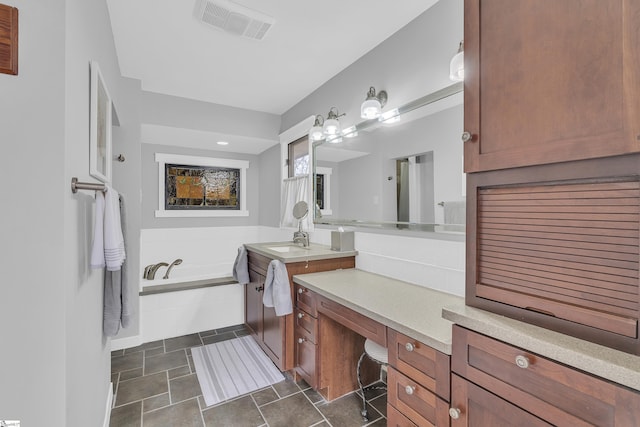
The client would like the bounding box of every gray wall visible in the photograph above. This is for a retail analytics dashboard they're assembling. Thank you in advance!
[1,0,138,425]
[258,144,283,227]
[280,0,463,133]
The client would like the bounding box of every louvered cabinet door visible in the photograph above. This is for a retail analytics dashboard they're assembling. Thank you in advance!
[466,155,640,355]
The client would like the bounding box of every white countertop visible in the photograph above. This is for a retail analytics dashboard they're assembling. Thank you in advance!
[443,304,640,392]
[292,268,464,354]
[244,242,357,264]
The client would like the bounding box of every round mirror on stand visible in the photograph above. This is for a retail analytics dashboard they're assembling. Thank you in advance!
[293,201,309,221]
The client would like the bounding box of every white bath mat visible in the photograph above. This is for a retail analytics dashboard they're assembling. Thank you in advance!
[192,335,285,406]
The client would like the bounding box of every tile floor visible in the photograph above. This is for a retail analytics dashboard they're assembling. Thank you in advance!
[110,324,387,427]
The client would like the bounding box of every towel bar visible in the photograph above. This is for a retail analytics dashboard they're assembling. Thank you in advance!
[71,177,106,194]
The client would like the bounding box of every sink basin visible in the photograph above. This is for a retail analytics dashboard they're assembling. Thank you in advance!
[266,245,309,253]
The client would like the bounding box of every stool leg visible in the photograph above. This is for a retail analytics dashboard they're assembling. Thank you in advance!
[356,351,368,422]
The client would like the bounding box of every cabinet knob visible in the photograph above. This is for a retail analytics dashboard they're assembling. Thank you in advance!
[449,407,461,420]
[297,337,306,344]
[405,342,415,352]
[515,355,531,369]
[298,288,304,294]
[297,312,304,319]
[461,131,473,142]
[404,385,415,395]
[255,286,264,292]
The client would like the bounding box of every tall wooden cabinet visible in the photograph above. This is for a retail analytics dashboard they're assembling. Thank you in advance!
[463,0,640,173]
[245,250,355,371]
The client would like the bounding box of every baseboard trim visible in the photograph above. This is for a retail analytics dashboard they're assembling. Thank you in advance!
[111,334,143,351]
[103,382,114,427]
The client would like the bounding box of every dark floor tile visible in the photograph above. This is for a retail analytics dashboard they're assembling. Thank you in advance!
[115,372,168,406]
[143,393,170,413]
[260,392,324,427]
[168,365,191,379]
[120,368,143,382]
[198,329,217,338]
[164,334,202,352]
[272,378,301,398]
[368,394,387,418]
[144,349,188,375]
[201,331,236,345]
[170,373,202,403]
[110,400,141,427]
[144,347,165,358]
[366,418,387,427]
[215,324,246,334]
[112,352,143,373]
[124,340,164,355]
[360,381,387,401]
[143,398,203,427]
[202,395,265,427]
[317,393,382,426]
[251,387,279,406]
[304,387,325,404]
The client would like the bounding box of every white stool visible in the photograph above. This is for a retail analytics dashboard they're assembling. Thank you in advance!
[356,338,388,422]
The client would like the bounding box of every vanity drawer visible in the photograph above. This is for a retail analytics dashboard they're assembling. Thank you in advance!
[295,307,317,344]
[387,404,418,427]
[295,284,317,316]
[247,251,270,276]
[452,326,640,426]
[317,295,386,346]
[388,367,450,427]
[294,327,318,389]
[388,329,450,401]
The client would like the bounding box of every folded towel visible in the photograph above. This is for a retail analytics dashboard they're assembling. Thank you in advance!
[90,191,106,269]
[444,200,466,225]
[232,245,250,285]
[263,259,292,316]
[104,187,126,271]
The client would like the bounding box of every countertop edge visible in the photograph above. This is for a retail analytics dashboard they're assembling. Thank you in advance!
[442,304,640,392]
[293,274,453,355]
[244,242,357,263]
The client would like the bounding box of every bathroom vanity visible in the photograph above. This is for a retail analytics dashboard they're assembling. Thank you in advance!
[242,242,356,371]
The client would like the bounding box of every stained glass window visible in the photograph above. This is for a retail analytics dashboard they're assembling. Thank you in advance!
[165,163,240,210]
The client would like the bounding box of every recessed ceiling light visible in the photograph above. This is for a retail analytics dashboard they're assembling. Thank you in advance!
[217,141,229,146]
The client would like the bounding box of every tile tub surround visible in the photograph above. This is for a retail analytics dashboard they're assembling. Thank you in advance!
[442,304,640,392]
[110,324,388,427]
[292,268,464,354]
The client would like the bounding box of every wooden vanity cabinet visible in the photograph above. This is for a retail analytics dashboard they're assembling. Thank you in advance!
[463,0,640,173]
[450,326,640,426]
[387,329,451,427]
[245,250,354,372]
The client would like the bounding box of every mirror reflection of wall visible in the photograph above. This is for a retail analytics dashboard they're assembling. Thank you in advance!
[314,101,464,226]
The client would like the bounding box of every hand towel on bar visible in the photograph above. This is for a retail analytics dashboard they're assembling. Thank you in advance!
[104,186,126,271]
[263,259,292,316]
[232,245,250,285]
[90,190,106,269]
[104,194,132,336]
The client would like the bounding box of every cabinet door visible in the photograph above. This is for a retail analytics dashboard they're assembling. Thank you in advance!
[245,269,264,337]
[450,374,552,427]
[262,303,284,368]
[464,0,640,172]
[294,328,318,389]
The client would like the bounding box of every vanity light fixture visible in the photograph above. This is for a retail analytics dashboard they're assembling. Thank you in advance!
[325,134,343,144]
[322,107,344,136]
[342,125,358,138]
[379,108,401,124]
[309,115,325,142]
[360,86,388,119]
[449,40,464,82]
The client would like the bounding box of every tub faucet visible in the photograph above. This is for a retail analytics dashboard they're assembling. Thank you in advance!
[163,259,183,279]
[145,262,168,280]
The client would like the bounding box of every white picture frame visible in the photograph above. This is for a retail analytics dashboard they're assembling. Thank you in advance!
[89,61,112,183]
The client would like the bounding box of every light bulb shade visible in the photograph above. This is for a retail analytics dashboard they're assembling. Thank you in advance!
[449,45,464,82]
[323,118,340,136]
[361,98,382,119]
[326,135,342,144]
[309,125,324,142]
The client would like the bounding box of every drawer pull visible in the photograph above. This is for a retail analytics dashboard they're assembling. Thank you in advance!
[297,337,306,344]
[255,286,264,292]
[461,131,473,142]
[404,385,415,395]
[515,355,531,369]
[449,407,461,420]
[405,342,415,352]
[297,312,305,319]
[298,288,305,294]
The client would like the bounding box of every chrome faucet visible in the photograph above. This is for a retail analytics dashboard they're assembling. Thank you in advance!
[293,231,309,247]
[144,262,169,280]
[163,259,183,279]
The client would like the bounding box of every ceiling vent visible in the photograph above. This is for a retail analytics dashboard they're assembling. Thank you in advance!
[196,0,274,41]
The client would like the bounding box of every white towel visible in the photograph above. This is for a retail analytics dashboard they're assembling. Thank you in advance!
[90,191,106,269]
[104,187,126,271]
[263,259,292,316]
[232,245,250,285]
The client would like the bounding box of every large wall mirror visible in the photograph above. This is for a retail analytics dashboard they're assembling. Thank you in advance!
[313,83,465,234]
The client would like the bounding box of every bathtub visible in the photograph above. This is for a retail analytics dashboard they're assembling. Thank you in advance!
[140,263,233,289]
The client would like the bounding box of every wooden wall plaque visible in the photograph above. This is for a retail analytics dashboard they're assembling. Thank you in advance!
[0,4,18,75]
